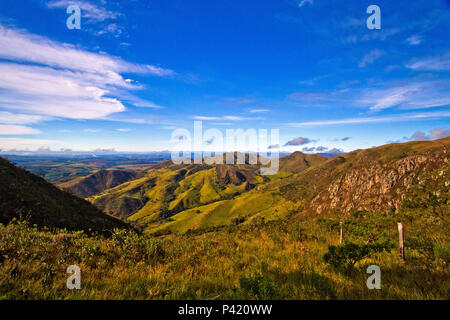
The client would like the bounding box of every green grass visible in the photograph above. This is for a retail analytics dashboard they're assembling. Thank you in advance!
[1,202,448,300]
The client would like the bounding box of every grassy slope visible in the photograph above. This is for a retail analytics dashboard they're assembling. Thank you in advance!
[0,157,128,233]
[0,142,448,299]
[1,200,448,299]
[145,138,450,234]
[278,151,326,173]
[81,138,450,234]
[89,153,322,232]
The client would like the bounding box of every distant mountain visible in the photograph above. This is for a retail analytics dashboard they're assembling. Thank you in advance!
[0,157,128,233]
[58,169,143,197]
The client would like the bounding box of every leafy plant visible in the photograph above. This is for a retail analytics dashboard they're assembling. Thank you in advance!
[323,242,393,269]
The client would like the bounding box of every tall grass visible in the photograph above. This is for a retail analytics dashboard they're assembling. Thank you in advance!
[0,205,448,300]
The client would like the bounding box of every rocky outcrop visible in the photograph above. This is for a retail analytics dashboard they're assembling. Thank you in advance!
[309,149,449,214]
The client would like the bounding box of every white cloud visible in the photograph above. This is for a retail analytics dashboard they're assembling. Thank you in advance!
[0,24,172,123]
[117,128,132,132]
[359,82,450,112]
[248,109,269,113]
[406,54,450,71]
[298,0,313,8]
[0,112,50,124]
[0,25,173,76]
[359,49,384,68]
[192,115,263,121]
[0,138,60,150]
[407,35,422,45]
[286,111,450,127]
[46,0,119,22]
[0,125,42,135]
[369,87,418,111]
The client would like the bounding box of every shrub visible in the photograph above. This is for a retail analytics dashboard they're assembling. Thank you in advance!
[323,242,393,269]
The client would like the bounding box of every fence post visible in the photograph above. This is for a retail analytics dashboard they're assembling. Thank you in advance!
[398,222,405,263]
[339,221,344,244]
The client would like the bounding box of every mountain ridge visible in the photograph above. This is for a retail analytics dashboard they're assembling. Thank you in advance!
[0,157,129,234]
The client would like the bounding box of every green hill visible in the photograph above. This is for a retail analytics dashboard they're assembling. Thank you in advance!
[85,151,327,232]
[0,157,128,233]
[71,139,450,235]
[142,138,449,234]
[278,151,326,173]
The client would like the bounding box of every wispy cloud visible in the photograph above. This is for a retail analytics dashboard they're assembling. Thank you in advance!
[359,49,384,68]
[46,0,119,22]
[248,109,269,113]
[0,138,60,150]
[0,24,172,124]
[0,112,50,124]
[406,53,450,71]
[0,25,173,76]
[0,125,41,135]
[286,111,450,127]
[407,35,422,45]
[192,115,263,121]
[359,82,450,112]
[298,0,313,8]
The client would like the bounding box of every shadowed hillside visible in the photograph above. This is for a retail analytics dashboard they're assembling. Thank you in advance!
[58,169,143,197]
[0,157,129,234]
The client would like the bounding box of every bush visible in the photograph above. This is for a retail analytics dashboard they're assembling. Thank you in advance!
[323,242,393,269]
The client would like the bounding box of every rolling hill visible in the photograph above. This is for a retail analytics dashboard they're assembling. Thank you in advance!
[52,138,450,235]
[57,169,143,197]
[0,157,129,233]
[79,151,328,232]
[146,138,449,234]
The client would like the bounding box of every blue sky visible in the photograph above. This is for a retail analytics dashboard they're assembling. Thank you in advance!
[0,0,449,153]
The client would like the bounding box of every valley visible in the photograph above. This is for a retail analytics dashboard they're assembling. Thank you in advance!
[0,138,448,300]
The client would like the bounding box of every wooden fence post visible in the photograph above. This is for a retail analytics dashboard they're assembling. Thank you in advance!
[398,222,405,263]
[339,221,344,244]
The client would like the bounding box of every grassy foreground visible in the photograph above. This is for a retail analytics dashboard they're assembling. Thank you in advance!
[1,204,448,300]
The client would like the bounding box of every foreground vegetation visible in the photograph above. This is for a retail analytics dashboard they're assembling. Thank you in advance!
[1,204,448,300]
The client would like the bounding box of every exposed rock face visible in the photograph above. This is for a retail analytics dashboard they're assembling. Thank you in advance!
[309,148,449,214]
[216,165,247,185]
